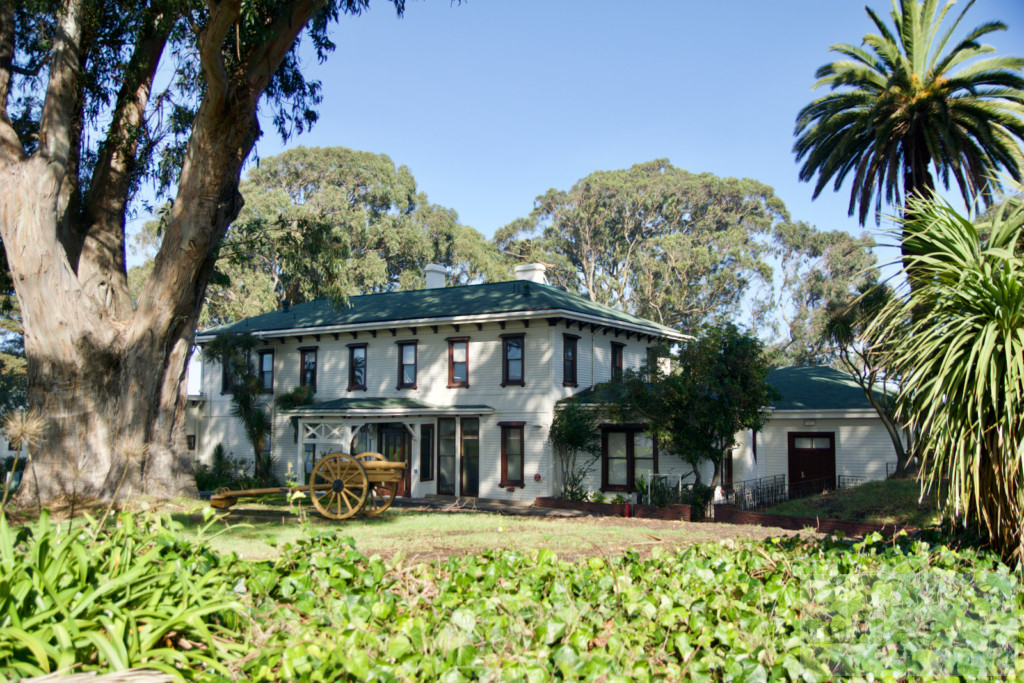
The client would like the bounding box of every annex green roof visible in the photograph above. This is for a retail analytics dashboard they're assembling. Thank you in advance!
[559,366,881,413]
[197,280,684,340]
[284,397,494,416]
[766,366,881,412]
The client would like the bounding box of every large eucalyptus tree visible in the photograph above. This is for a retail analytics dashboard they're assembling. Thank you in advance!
[0,0,406,503]
[794,0,1024,240]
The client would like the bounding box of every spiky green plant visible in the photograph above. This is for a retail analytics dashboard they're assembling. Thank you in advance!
[869,192,1024,564]
[794,0,1024,233]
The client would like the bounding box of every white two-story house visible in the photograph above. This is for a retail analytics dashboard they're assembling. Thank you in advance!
[189,264,687,501]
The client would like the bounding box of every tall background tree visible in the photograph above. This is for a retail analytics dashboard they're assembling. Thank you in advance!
[498,159,876,362]
[765,221,878,365]
[129,147,510,327]
[0,0,407,504]
[496,160,787,330]
[821,281,913,475]
[793,0,1024,252]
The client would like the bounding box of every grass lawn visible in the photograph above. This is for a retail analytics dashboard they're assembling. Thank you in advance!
[764,478,942,527]
[172,505,820,562]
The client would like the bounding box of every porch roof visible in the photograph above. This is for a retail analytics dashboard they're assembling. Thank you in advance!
[284,397,494,418]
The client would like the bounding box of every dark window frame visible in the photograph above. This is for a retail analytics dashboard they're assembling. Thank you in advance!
[396,340,418,389]
[611,342,625,381]
[420,424,434,482]
[299,346,318,393]
[600,424,658,492]
[348,343,368,391]
[563,334,579,387]
[498,421,526,488]
[186,435,196,451]
[447,337,470,388]
[258,349,275,393]
[500,333,525,387]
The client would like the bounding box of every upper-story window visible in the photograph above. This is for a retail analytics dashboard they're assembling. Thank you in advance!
[397,340,417,389]
[221,360,235,394]
[501,334,525,387]
[348,344,367,391]
[611,342,625,381]
[563,334,579,387]
[299,347,317,392]
[447,337,469,388]
[258,350,274,393]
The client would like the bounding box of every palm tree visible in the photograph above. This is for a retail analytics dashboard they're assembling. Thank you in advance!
[794,0,1024,245]
[869,192,1024,565]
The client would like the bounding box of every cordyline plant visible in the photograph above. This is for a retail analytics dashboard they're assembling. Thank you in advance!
[869,192,1024,565]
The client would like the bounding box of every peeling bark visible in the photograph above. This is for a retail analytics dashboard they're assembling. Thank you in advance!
[0,0,336,505]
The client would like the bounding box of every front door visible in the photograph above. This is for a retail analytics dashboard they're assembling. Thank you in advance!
[379,424,411,497]
[787,432,836,498]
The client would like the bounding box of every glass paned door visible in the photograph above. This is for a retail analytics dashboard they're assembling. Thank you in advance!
[460,418,479,497]
[438,418,456,495]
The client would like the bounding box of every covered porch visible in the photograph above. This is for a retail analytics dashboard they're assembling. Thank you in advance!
[284,397,494,499]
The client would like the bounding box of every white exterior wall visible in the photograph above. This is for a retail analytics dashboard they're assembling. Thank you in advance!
[196,317,657,499]
[729,413,898,485]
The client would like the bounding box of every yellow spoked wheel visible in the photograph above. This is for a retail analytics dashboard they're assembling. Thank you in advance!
[356,452,399,516]
[309,452,369,520]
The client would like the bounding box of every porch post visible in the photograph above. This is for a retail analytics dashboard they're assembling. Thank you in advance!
[297,418,307,486]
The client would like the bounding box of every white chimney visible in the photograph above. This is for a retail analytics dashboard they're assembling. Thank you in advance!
[424,263,446,289]
[514,263,548,284]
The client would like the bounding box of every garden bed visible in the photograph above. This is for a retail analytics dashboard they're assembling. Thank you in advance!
[534,497,698,521]
[714,503,916,536]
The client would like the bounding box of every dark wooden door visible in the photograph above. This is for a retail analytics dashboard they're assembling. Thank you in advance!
[787,432,835,498]
[379,424,411,497]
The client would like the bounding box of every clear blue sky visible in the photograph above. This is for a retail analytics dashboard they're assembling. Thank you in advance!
[234,0,1023,264]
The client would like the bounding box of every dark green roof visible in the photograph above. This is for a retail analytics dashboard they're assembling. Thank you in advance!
[767,366,879,412]
[285,397,493,414]
[560,366,880,412]
[199,280,682,339]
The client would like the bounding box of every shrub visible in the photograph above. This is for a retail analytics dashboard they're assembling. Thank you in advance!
[193,444,252,491]
[871,194,1024,564]
[0,511,247,679]
[549,402,600,499]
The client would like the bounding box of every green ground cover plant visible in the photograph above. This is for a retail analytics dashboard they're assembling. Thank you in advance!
[1,509,1019,681]
[765,479,942,528]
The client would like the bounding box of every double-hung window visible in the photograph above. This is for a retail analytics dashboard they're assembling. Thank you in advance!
[611,342,625,381]
[221,360,235,394]
[258,350,274,393]
[396,341,417,389]
[563,334,579,387]
[501,334,525,387]
[348,344,367,391]
[299,347,317,393]
[499,422,525,488]
[447,337,469,388]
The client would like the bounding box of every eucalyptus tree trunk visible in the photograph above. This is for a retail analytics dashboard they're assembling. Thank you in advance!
[0,0,318,504]
[0,130,249,502]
